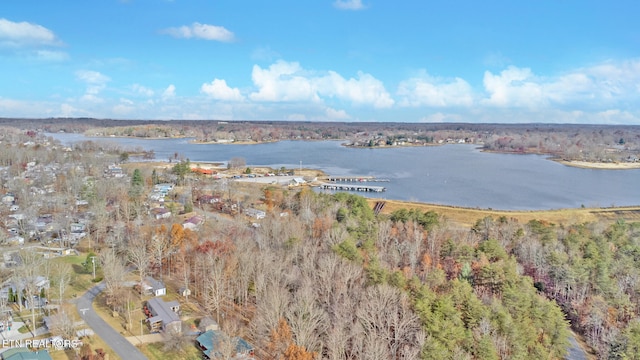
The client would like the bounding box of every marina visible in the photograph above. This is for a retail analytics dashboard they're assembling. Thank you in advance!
[327,176,390,182]
[318,183,386,192]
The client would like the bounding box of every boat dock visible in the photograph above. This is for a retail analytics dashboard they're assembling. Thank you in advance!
[327,176,390,182]
[319,183,386,192]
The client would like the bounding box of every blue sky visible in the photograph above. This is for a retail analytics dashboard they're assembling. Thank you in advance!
[1,0,639,123]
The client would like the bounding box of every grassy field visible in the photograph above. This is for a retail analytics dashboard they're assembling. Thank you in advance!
[139,341,202,360]
[368,198,640,227]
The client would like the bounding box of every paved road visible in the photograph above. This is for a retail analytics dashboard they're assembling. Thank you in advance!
[565,332,589,360]
[76,283,148,360]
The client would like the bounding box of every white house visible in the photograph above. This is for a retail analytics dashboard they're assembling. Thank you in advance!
[143,277,166,297]
[244,208,266,220]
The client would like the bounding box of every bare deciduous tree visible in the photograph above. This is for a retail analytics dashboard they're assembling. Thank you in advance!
[100,249,126,310]
[127,235,150,296]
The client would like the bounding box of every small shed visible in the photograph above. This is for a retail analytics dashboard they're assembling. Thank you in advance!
[199,316,219,332]
[178,287,191,297]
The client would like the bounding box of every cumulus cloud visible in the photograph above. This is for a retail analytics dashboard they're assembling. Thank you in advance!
[59,103,80,117]
[162,22,234,42]
[585,59,640,99]
[250,61,319,102]
[201,79,244,101]
[113,101,135,116]
[162,84,176,99]
[397,71,474,107]
[249,60,394,108]
[132,84,154,97]
[334,0,366,10]
[0,18,62,47]
[481,60,640,109]
[318,71,395,108]
[76,70,110,96]
[326,107,350,120]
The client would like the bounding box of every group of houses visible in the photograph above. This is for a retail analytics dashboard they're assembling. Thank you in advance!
[138,275,254,359]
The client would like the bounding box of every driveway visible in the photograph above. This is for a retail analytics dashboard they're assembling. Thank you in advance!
[76,283,148,360]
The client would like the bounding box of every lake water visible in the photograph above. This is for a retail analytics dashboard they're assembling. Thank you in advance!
[50,133,640,210]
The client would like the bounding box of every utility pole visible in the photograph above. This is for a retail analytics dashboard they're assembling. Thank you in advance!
[90,256,96,280]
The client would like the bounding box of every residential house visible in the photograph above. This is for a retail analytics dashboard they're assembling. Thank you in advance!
[105,165,125,178]
[244,208,265,220]
[154,183,174,194]
[9,276,50,295]
[197,194,221,204]
[182,215,203,230]
[35,214,53,232]
[70,222,86,233]
[143,277,167,297]
[196,330,254,359]
[7,236,24,245]
[289,177,306,187]
[24,295,48,310]
[151,208,171,220]
[1,348,52,360]
[144,297,181,334]
[1,193,15,205]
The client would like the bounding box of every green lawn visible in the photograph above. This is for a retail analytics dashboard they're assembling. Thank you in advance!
[140,342,202,360]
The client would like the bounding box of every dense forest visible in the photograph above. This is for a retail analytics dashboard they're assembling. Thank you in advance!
[1,124,640,359]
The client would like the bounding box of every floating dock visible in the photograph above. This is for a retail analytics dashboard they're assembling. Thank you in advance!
[327,176,390,182]
[319,183,386,192]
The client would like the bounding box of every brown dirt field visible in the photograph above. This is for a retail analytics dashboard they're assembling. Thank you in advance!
[367,198,640,227]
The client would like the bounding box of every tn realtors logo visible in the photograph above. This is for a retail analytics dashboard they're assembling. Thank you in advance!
[2,338,82,350]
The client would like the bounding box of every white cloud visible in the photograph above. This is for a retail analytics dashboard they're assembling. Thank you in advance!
[419,112,463,123]
[249,60,394,108]
[482,66,542,107]
[76,70,110,96]
[76,70,110,86]
[201,79,245,101]
[0,97,29,112]
[318,71,395,108]
[592,109,639,124]
[326,107,350,120]
[334,0,366,10]
[33,50,68,61]
[59,103,80,117]
[481,60,640,109]
[162,22,234,42]
[113,103,135,115]
[132,84,154,97]
[397,71,474,107]
[162,84,176,99]
[584,59,640,99]
[250,61,319,102]
[0,18,61,47]
[251,46,281,61]
[287,113,307,121]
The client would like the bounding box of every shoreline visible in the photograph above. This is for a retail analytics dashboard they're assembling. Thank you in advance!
[554,159,640,170]
[128,160,640,225]
[76,133,640,170]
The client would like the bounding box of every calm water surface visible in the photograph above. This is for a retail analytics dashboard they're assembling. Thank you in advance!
[51,133,640,210]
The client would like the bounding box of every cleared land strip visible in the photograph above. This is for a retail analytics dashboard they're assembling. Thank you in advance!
[369,199,640,227]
